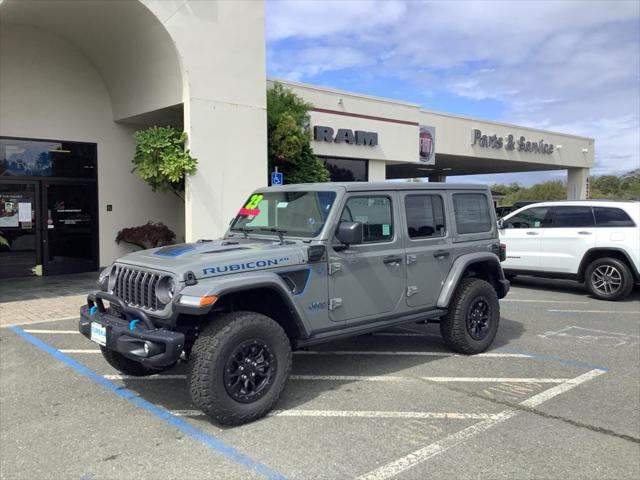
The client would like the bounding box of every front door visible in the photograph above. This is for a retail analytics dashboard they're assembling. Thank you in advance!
[0,180,40,278]
[402,191,452,307]
[499,206,550,271]
[328,192,406,323]
[42,181,98,275]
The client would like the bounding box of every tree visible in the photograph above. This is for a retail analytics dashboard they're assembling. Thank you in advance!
[267,83,330,183]
[132,126,198,200]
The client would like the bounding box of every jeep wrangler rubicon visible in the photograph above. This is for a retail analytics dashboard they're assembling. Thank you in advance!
[79,183,509,425]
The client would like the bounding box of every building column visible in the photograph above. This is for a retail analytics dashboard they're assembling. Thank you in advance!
[428,174,447,183]
[368,160,386,181]
[567,167,590,200]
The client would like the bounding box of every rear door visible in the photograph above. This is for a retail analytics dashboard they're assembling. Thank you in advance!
[327,192,406,323]
[540,206,596,274]
[499,206,550,270]
[401,191,452,307]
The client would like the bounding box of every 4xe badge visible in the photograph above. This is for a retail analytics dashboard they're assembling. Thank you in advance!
[308,301,327,312]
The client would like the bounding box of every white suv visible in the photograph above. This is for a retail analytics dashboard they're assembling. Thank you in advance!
[498,201,639,300]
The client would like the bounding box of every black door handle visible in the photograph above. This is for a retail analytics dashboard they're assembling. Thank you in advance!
[433,250,450,258]
[383,255,402,265]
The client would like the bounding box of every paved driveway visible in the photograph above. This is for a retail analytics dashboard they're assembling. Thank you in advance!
[1,276,639,479]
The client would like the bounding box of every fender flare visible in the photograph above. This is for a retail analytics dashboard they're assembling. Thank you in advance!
[577,247,640,282]
[179,271,311,338]
[437,253,506,309]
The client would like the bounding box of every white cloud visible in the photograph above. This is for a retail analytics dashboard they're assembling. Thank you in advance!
[266,0,640,175]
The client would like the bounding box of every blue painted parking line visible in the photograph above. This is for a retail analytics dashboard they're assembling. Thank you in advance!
[9,326,287,480]
[496,346,609,372]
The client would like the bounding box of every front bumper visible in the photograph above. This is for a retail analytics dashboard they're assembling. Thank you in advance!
[79,293,184,367]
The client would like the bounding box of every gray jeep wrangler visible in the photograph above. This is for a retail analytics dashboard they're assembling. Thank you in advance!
[79,182,509,425]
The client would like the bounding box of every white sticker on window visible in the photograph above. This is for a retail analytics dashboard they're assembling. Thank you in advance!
[277,202,288,208]
[382,224,390,236]
[534,221,541,228]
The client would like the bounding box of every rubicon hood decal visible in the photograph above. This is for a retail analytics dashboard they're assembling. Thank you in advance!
[202,256,291,276]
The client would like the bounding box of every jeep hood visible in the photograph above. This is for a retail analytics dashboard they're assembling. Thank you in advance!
[116,239,306,280]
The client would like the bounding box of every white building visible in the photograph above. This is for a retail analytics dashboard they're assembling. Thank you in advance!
[0,0,593,278]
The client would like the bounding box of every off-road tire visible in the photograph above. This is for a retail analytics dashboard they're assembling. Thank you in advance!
[100,347,170,376]
[189,311,292,425]
[440,277,500,354]
[585,257,634,301]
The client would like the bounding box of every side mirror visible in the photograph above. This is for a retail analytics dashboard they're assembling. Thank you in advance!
[497,218,505,229]
[336,221,363,246]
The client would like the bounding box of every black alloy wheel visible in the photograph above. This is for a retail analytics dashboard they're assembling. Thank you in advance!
[466,297,491,340]
[224,339,276,403]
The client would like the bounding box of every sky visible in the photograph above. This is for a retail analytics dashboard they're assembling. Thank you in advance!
[265,0,640,185]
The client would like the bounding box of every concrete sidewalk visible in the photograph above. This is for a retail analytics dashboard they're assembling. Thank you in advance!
[0,272,97,326]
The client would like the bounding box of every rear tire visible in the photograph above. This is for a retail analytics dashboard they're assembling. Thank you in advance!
[189,311,292,425]
[585,257,634,301]
[100,347,170,376]
[440,277,500,354]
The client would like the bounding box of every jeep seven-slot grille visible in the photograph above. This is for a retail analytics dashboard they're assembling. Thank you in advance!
[113,266,164,311]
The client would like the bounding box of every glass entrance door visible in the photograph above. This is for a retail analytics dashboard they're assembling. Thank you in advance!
[0,180,40,278]
[42,181,98,275]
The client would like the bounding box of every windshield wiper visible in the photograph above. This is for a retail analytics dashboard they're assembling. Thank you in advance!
[230,227,251,239]
[256,228,288,244]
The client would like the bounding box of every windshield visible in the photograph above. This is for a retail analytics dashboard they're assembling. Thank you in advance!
[230,191,337,238]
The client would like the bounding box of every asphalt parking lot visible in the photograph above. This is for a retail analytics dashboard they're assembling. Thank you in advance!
[1,277,639,480]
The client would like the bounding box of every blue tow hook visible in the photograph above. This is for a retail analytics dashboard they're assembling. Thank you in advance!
[89,305,97,316]
[129,319,139,331]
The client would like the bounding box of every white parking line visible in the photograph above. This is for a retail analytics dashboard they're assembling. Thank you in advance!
[548,309,640,314]
[295,350,532,358]
[502,299,589,304]
[290,375,568,383]
[103,373,569,384]
[24,329,80,334]
[105,374,186,380]
[356,369,606,480]
[60,349,100,353]
[1,316,78,328]
[170,409,504,420]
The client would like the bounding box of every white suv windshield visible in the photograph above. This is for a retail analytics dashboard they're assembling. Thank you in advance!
[230,191,337,238]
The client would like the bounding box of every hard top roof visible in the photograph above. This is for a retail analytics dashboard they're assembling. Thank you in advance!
[260,182,489,193]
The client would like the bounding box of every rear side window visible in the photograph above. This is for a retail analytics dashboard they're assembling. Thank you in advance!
[549,206,594,228]
[340,196,393,242]
[453,193,492,234]
[593,207,635,227]
[405,195,445,239]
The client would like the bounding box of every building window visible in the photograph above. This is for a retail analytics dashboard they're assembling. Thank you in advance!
[0,137,96,179]
[321,157,368,182]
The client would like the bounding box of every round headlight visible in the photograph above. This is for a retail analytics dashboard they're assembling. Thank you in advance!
[156,276,178,304]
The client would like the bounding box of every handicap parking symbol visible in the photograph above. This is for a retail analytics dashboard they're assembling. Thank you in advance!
[271,171,283,186]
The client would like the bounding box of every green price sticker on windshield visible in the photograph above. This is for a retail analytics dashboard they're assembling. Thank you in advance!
[239,194,263,216]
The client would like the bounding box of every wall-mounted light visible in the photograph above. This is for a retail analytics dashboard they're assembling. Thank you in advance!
[338,98,343,106]
[581,148,589,154]
[556,145,562,150]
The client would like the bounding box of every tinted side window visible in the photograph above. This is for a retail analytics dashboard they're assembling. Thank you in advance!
[594,207,635,227]
[341,196,393,242]
[405,195,445,239]
[504,207,549,229]
[550,206,594,228]
[453,193,492,234]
